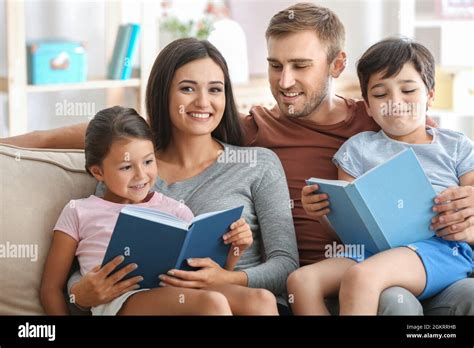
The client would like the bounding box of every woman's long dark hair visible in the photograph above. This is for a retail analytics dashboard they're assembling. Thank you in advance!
[145,38,243,150]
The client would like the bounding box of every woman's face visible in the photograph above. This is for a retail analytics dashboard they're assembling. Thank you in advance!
[168,57,226,138]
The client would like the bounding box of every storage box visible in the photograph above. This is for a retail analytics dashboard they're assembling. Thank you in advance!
[27,40,87,85]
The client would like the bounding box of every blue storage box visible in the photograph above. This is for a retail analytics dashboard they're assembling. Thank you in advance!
[27,40,87,85]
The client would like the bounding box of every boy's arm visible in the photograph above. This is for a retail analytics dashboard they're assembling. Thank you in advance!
[321,167,358,230]
[338,167,356,182]
[0,122,88,149]
[40,231,78,315]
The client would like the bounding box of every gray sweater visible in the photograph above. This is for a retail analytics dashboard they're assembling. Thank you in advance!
[91,143,299,299]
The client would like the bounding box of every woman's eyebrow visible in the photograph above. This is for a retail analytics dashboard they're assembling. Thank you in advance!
[178,80,224,85]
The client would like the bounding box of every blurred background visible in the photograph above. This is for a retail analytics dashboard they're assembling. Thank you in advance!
[0,0,473,138]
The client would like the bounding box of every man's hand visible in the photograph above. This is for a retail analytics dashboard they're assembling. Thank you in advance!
[431,186,474,244]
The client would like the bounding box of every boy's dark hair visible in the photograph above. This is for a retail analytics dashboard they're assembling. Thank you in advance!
[146,38,243,149]
[84,106,153,176]
[357,37,435,103]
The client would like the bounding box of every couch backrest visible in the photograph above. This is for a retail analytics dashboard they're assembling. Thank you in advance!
[0,144,97,314]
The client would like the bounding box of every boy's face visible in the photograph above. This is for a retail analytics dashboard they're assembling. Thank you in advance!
[90,138,158,204]
[267,30,336,118]
[365,62,435,137]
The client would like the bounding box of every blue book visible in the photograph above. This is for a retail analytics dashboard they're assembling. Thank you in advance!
[306,148,436,254]
[120,23,140,80]
[102,205,244,289]
[107,24,132,80]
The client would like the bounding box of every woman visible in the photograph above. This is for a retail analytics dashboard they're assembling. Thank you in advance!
[59,38,298,315]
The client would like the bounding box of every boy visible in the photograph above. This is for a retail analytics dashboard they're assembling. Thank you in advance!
[290,37,474,315]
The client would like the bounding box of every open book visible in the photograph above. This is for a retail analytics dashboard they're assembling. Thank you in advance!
[102,205,244,289]
[307,148,436,254]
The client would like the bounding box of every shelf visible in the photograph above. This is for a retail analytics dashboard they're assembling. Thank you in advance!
[25,78,140,93]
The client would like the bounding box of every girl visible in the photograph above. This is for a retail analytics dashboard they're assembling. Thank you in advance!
[40,106,259,315]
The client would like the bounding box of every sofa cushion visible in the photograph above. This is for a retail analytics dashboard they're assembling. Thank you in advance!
[0,144,96,314]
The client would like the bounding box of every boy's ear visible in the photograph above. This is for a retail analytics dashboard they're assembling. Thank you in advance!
[427,89,435,108]
[89,165,104,182]
[364,100,373,118]
[330,51,347,78]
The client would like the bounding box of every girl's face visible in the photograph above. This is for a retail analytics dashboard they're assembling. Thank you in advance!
[365,62,435,137]
[168,57,226,139]
[90,138,158,204]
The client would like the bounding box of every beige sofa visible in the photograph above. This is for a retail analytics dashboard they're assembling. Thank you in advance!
[0,144,97,314]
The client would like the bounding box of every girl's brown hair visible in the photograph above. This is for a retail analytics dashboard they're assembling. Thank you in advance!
[84,106,153,176]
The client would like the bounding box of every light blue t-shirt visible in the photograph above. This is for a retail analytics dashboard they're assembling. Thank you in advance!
[333,127,474,194]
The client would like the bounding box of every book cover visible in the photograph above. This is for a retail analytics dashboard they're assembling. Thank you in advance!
[306,148,436,254]
[120,23,141,80]
[107,24,132,80]
[101,205,244,289]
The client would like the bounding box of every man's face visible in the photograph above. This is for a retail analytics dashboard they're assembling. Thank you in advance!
[267,30,331,118]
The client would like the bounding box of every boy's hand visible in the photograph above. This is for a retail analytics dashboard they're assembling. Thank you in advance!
[301,184,330,218]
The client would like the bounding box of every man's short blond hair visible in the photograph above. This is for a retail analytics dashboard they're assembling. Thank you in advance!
[266,2,345,63]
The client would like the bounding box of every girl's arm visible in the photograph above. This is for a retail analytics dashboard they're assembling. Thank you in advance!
[40,231,78,315]
[223,218,253,271]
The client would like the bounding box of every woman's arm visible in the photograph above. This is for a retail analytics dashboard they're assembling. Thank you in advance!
[40,231,78,315]
[0,122,88,149]
[238,155,300,295]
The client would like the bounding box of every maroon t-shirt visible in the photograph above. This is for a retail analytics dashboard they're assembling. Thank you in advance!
[240,96,380,265]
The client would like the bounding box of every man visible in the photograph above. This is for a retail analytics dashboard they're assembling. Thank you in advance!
[3,2,473,315]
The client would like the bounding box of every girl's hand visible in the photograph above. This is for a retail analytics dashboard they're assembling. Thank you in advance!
[223,218,253,270]
[224,218,253,253]
[301,184,330,218]
[70,255,143,309]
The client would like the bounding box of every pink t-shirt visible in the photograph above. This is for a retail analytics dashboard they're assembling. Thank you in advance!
[54,192,194,276]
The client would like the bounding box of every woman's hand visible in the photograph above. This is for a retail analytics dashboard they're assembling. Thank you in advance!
[430,186,474,244]
[159,258,234,289]
[70,255,143,309]
[301,184,330,218]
